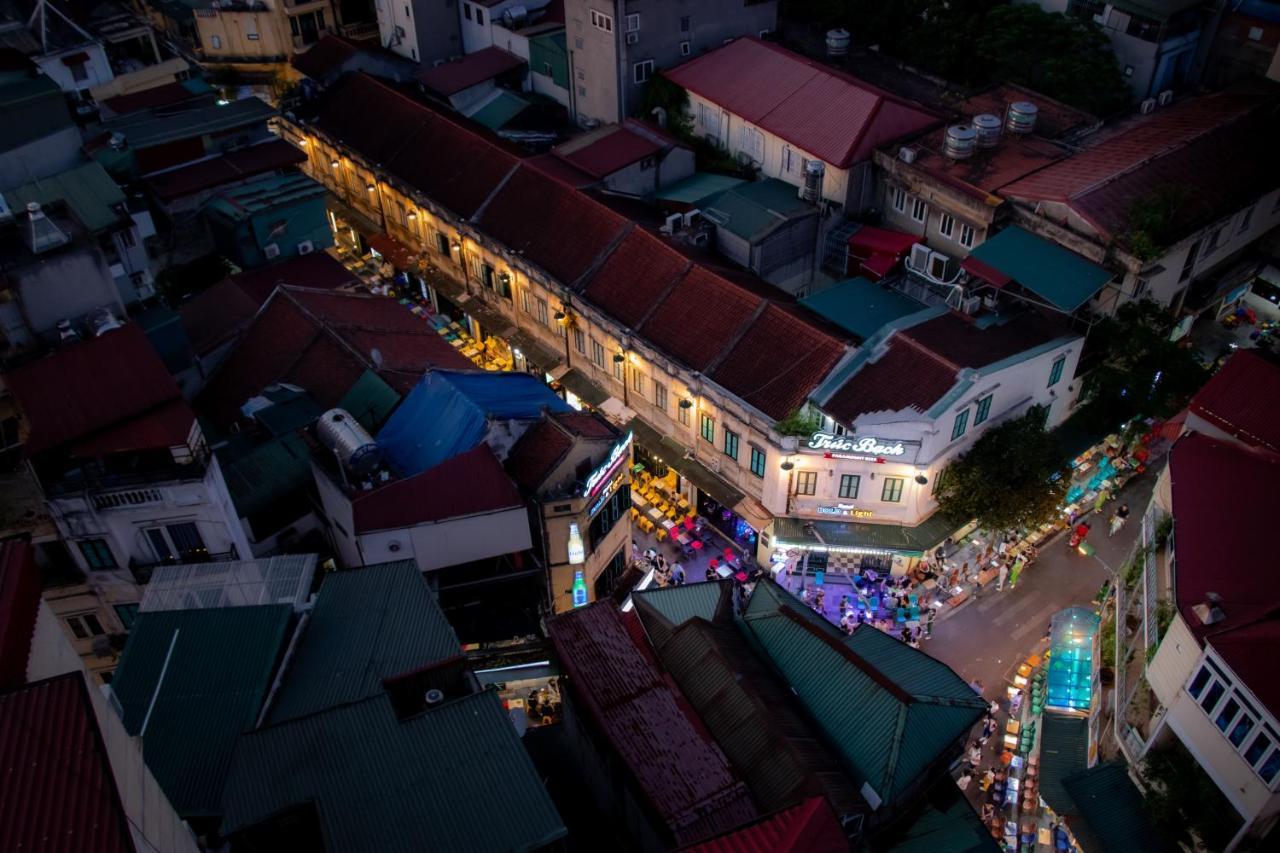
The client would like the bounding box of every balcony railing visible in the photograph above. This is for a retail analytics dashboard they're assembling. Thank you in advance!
[129,549,238,585]
[46,458,208,499]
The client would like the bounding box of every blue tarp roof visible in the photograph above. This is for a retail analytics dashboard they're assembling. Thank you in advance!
[800,277,924,341]
[967,226,1113,313]
[376,370,569,475]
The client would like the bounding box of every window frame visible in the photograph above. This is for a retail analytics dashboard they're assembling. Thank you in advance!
[632,368,645,395]
[78,538,117,570]
[66,612,106,640]
[723,427,739,461]
[891,187,907,213]
[951,409,970,441]
[938,212,955,238]
[838,473,860,499]
[974,394,993,426]
[591,338,605,367]
[653,380,667,412]
[625,12,639,32]
[574,328,586,354]
[749,446,766,478]
[1048,355,1066,388]
[678,403,690,427]
[881,476,904,503]
[911,197,928,223]
[795,470,817,496]
[959,224,976,248]
[700,413,715,444]
[633,59,654,84]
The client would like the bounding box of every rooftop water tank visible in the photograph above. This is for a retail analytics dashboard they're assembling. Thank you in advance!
[826,28,850,58]
[800,159,825,203]
[316,409,383,477]
[1005,101,1038,135]
[972,113,1002,148]
[943,125,977,160]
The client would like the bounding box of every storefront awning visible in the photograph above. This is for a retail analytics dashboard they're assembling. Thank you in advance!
[452,291,514,339]
[732,495,774,532]
[626,416,745,510]
[326,195,383,237]
[507,329,565,373]
[367,232,419,271]
[556,368,610,408]
[771,509,966,555]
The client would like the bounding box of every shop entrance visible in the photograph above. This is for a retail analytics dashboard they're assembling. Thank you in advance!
[696,491,757,552]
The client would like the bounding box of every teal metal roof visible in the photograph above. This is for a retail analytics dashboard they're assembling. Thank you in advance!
[800,277,924,341]
[634,581,729,631]
[3,161,126,233]
[466,90,530,130]
[1062,763,1173,853]
[703,178,815,242]
[771,510,965,557]
[253,393,324,437]
[134,302,195,373]
[742,581,986,807]
[339,369,401,431]
[967,226,1112,313]
[217,432,312,520]
[221,691,567,853]
[881,784,1000,852]
[111,605,293,816]
[205,172,327,221]
[1039,713,1089,818]
[651,172,747,206]
[0,72,74,151]
[266,562,462,724]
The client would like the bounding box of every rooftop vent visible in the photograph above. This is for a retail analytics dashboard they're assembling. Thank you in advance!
[1192,592,1226,627]
[826,28,850,58]
[23,202,71,254]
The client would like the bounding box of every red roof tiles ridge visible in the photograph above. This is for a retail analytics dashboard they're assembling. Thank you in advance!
[466,159,523,223]
[701,299,770,376]
[895,329,962,373]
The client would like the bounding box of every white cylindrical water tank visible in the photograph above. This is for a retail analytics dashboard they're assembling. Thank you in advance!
[944,125,977,160]
[1005,101,1038,135]
[972,113,1002,148]
[826,28,850,58]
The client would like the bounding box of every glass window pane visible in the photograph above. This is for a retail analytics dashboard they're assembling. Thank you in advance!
[1245,733,1272,766]
[1200,681,1226,713]
[1188,667,1211,698]
[1230,714,1256,747]
[1216,698,1241,732]
[1260,750,1280,783]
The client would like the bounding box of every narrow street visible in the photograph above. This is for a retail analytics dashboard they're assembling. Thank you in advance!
[927,467,1161,695]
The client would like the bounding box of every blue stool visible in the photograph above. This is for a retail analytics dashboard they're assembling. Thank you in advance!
[908,593,919,608]
[869,596,879,612]
[909,605,920,622]
[895,607,907,624]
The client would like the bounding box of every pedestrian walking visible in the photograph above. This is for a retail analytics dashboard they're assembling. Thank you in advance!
[1094,487,1110,514]
[1008,556,1025,590]
[967,741,982,769]
[1109,503,1130,537]
[957,770,973,792]
[814,587,826,615]
[924,605,937,639]
[672,562,685,586]
[996,561,1009,591]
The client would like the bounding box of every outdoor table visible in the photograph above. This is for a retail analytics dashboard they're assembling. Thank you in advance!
[716,565,733,579]
[632,492,649,508]
[646,508,664,523]
[660,519,676,531]
[675,532,691,545]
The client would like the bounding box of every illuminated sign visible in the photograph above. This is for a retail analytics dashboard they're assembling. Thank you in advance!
[583,431,633,497]
[588,472,626,517]
[567,523,585,565]
[572,570,588,607]
[805,432,906,456]
[816,504,874,519]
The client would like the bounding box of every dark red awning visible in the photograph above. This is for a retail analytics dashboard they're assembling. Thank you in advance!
[367,232,418,271]
[961,255,1013,288]
[848,226,920,280]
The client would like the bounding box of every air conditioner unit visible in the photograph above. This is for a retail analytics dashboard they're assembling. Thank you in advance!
[1157,89,1173,106]
[908,243,931,272]
[1140,98,1156,114]
[982,293,999,309]
[898,146,917,164]
[625,32,639,45]
[682,209,702,228]
[297,240,315,255]
[661,212,682,234]
[693,232,710,247]
[928,251,950,281]
[961,295,982,315]
[264,243,281,259]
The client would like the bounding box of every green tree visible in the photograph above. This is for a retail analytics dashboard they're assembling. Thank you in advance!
[935,406,1070,532]
[1142,745,1241,850]
[639,72,694,138]
[1122,185,1194,261]
[1080,298,1210,425]
[977,5,1131,116]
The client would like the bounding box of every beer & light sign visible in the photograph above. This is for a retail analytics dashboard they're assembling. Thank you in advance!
[805,431,906,458]
[817,504,874,519]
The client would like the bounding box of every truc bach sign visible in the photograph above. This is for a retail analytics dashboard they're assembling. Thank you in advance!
[804,432,907,457]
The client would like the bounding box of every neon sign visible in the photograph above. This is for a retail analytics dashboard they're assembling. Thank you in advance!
[572,571,588,607]
[583,431,633,497]
[805,432,906,456]
[567,523,585,565]
[816,504,874,519]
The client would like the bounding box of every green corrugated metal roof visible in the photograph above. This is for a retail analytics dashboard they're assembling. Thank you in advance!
[253,394,324,437]
[881,784,1000,852]
[221,691,567,853]
[771,510,965,556]
[742,581,985,807]
[217,432,312,519]
[967,226,1113,313]
[651,172,747,206]
[466,90,530,130]
[1039,713,1090,818]
[800,277,924,342]
[703,178,815,242]
[1062,763,1173,853]
[3,161,127,233]
[205,172,327,221]
[266,562,462,724]
[633,581,729,635]
[134,302,195,373]
[338,370,401,431]
[0,72,75,151]
[111,605,293,817]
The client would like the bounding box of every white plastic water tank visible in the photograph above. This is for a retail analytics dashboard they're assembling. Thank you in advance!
[826,28,850,58]
[1005,101,1038,134]
[943,125,977,160]
[972,113,1002,148]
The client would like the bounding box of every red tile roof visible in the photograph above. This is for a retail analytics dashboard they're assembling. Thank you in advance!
[900,310,1070,369]
[505,418,574,493]
[5,325,186,455]
[476,164,629,285]
[180,253,357,356]
[548,602,757,845]
[291,34,360,80]
[417,46,525,96]
[314,74,522,220]
[666,38,938,168]
[553,122,666,179]
[69,397,195,458]
[640,266,764,372]
[1188,350,1280,455]
[525,152,596,188]
[687,797,848,853]
[554,411,618,439]
[145,139,307,202]
[1168,432,1280,716]
[711,304,847,420]
[102,80,207,115]
[353,444,523,532]
[0,673,135,853]
[582,229,690,329]
[1000,90,1273,238]
[0,541,40,691]
[196,287,473,428]
[824,335,958,422]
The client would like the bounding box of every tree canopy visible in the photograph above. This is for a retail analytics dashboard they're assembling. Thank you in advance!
[1080,298,1210,426]
[935,406,1070,533]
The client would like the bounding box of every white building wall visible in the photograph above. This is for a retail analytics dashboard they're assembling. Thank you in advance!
[357,506,533,571]
[35,45,114,96]
[375,0,419,61]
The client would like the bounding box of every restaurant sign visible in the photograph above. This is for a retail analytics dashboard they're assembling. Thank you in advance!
[805,432,907,457]
[816,504,874,519]
[583,431,633,498]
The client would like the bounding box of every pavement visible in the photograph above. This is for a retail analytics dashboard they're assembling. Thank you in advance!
[927,468,1160,702]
